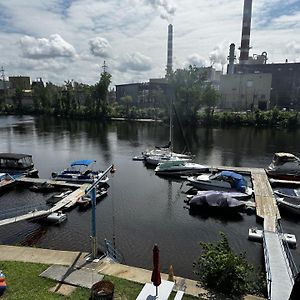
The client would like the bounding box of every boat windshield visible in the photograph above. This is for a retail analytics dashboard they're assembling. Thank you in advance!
[272,153,300,166]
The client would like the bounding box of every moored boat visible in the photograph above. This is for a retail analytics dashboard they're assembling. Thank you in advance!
[46,211,67,223]
[187,170,253,195]
[77,188,108,208]
[52,159,109,185]
[0,173,15,192]
[0,153,38,177]
[266,152,300,180]
[155,160,210,177]
[274,188,300,215]
[145,154,191,166]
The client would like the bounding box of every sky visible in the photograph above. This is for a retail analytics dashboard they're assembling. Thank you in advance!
[0,0,300,87]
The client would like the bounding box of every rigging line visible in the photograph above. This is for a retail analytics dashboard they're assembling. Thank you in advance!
[173,103,192,155]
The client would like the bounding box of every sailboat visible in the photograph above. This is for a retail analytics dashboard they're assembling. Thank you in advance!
[142,93,194,166]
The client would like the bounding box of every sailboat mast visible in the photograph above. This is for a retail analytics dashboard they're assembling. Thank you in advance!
[169,92,173,155]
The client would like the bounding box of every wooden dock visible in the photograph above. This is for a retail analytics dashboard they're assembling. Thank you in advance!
[16,177,83,188]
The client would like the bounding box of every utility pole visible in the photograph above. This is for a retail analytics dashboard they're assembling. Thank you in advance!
[0,66,6,103]
[102,61,107,74]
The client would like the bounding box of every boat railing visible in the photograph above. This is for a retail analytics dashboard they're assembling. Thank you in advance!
[103,238,123,263]
[277,221,298,280]
[262,230,272,300]
[0,204,47,221]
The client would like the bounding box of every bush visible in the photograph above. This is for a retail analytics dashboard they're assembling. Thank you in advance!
[193,232,265,298]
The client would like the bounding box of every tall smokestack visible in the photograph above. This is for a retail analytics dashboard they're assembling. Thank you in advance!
[227,43,236,74]
[239,0,252,64]
[166,24,173,75]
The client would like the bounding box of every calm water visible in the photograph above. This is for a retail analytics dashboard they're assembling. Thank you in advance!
[1,115,300,279]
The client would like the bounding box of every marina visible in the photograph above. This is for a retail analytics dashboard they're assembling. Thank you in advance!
[1,116,300,287]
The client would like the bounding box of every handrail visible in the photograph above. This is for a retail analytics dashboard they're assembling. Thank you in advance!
[262,231,272,300]
[104,239,123,263]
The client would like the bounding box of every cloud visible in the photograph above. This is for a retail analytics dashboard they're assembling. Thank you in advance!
[89,37,112,58]
[19,34,76,59]
[286,40,300,61]
[143,0,176,21]
[184,53,208,68]
[209,45,227,68]
[118,52,152,72]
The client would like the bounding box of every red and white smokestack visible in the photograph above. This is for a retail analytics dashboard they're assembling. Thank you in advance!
[167,24,173,74]
[239,0,252,64]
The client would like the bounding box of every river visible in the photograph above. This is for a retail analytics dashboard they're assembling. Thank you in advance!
[0,115,300,280]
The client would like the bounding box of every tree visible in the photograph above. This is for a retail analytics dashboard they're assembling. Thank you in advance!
[193,232,265,298]
[94,67,112,117]
[120,95,133,118]
[167,65,207,125]
[202,84,219,124]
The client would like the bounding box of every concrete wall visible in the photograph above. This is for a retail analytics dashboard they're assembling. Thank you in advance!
[220,73,272,111]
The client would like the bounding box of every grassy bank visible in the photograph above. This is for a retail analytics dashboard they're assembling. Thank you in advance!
[0,261,198,300]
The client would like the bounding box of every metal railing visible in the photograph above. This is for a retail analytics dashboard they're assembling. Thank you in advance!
[262,231,272,300]
[104,238,123,263]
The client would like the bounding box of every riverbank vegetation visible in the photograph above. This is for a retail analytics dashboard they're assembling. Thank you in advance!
[0,65,299,128]
[193,232,266,299]
[0,261,198,300]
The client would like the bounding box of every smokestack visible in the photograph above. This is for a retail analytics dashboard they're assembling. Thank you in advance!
[239,0,252,64]
[166,24,173,74]
[227,43,236,74]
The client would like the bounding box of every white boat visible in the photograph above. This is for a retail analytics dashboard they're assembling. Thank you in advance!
[46,190,72,204]
[187,170,253,195]
[77,188,108,208]
[145,154,191,166]
[187,190,252,200]
[266,152,300,180]
[46,211,67,223]
[155,160,210,176]
[274,188,300,215]
[0,173,15,191]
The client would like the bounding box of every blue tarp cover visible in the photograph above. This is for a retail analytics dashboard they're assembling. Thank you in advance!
[219,171,247,192]
[70,159,95,167]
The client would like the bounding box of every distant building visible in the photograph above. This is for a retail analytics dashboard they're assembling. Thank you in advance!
[220,73,272,111]
[31,78,44,89]
[9,76,31,90]
[234,62,300,110]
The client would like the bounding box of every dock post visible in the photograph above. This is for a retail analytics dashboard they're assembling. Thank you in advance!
[91,187,97,259]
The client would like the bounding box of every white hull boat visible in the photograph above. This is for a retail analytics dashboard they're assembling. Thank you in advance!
[146,155,191,166]
[155,160,209,176]
[187,170,253,196]
[46,211,67,223]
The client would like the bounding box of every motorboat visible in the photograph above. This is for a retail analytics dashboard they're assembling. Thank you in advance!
[145,154,192,166]
[52,160,109,185]
[77,188,108,208]
[274,188,300,215]
[46,211,67,223]
[0,173,15,191]
[29,181,56,193]
[155,160,210,177]
[0,153,38,177]
[187,170,253,195]
[266,152,300,180]
[186,190,252,201]
[187,190,246,213]
[46,189,72,204]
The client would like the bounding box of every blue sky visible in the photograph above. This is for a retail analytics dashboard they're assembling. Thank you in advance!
[0,0,300,86]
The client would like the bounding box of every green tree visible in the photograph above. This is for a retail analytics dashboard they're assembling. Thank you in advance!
[167,65,207,125]
[193,232,265,298]
[94,67,112,117]
[202,84,219,124]
[120,95,133,118]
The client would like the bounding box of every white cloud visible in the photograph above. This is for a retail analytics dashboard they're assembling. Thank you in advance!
[89,37,112,58]
[209,44,228,70]
[19,34,76,59]
[118,52,152,72]
[184,54,208,68]
[143,0,176,21]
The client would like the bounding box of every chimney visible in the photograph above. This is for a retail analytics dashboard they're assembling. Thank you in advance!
[227,43,236,74]
[166,24,173,74]
[239,0,253,64]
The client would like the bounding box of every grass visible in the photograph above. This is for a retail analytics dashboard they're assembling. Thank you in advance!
[0,261,199,300]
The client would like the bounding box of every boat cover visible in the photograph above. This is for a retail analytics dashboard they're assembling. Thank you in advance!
[219,171,247,192]
[70,160,96,167]
[189,191,244,208]
[0,153,32,160]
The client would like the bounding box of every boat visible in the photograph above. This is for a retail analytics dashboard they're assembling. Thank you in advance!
[145,154,192,166]
[186,190,252,201]
[155,160,210,177]
[274,188,300,215]
[0,153,38,177]
[0,173,15,191]
[46,189,72,204]
[187,190,246,213]
[266,152,300,180]
[29,181,56,193]
[51,160,109,184]
[46,211,67,223]
[187,170,253,195]
[77,188,108,208]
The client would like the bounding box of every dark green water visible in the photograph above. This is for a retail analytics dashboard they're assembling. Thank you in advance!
[0,115,299,279]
